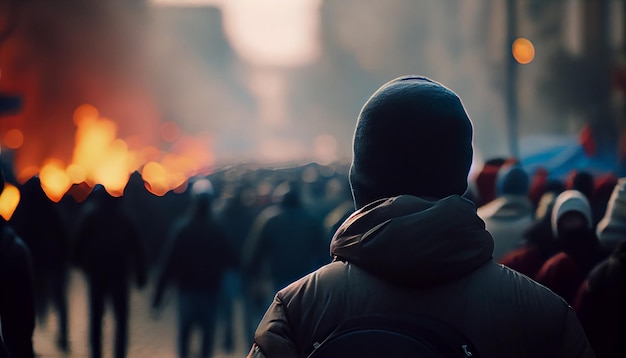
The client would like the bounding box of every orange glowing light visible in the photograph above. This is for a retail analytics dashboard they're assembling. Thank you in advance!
[73,104,99,126]
[90,139,132,194]
[3,129,24,149]
[19,103,215,199]
[141,162,169,196]
[173,180,189,194]
[0,183,20,220]
[17,166,40,184]
[39,160,71,203]
[140,146,161,163]
[512,38,535,64]
[160,121,181,143]
[72,114,117,167]
[66,164,87,184]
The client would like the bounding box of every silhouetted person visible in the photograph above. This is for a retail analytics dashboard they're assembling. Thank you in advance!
[574,241,626,358]
[248,76,593,358]
[242,180,327,343]
[499,191,561,278]
[473,157,508,207]
[535,190,608,304]
[9,176,70,351]
[0,171,35,358]
[477,163,533,260]
[215,181,256,353]
[73,188,147,358]
[152,179,235,358]
[567,170,595,202]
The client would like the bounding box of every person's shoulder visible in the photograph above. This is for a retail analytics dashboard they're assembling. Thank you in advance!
[474,262,569,309]
[277,261,350,304]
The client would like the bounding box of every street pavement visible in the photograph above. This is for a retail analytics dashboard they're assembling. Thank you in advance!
[33,271,249,358]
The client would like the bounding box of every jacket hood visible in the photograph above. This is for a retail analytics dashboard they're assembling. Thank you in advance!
[330,195,493,288]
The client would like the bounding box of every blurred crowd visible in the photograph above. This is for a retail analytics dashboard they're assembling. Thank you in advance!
[0,157,624,357]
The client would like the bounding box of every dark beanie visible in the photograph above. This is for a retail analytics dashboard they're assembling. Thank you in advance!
[496,164,530,196]
[349,76,474,209]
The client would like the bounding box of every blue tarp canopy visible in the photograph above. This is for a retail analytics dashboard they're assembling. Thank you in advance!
[519,135,626,179]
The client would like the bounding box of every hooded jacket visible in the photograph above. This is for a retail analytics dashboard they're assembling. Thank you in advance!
[252,195,593,357]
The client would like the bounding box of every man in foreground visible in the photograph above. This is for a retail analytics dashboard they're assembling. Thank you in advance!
[249,76,594,357]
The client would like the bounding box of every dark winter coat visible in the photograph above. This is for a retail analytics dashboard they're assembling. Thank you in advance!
[251,195,594,358]
[574,241,626,358]
[0,221,35,358]
[154,212,234,300]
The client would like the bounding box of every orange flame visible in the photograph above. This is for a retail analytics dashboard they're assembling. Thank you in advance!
[0,183,21,220]
[39,159,71,203]
[31,104,214,201]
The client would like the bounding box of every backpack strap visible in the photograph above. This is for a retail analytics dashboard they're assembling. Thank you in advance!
[307,314,479,358]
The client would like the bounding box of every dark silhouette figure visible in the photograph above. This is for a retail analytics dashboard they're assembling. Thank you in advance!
[477,163,533,260]
[473,157,508,206]
[242,180,327,343]
[0,218,36,358]
[248,76,593,358]
[567,170,595,202]
[9,176,70,352]
[0,170,36,358]
[215,182,257,353]
[153,179,235,358]
[73,188,147,358]
[574,241,626,358]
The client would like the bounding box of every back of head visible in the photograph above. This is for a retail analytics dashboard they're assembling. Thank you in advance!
[474,157,508,206]
[551,190,593,238]
[349,76,474,209]
[495,163,529,197]
[191,178,215,215]
[274,180,301,209]
[567,170,594,200]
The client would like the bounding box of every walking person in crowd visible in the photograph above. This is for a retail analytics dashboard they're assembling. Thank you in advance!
[73,187,147,358]
[477,163,534,260]
[0,170,36,358]
[9,176,71,352]
[152,179,235,358]
[215,181,257,353]
[247,76,594,357]
[535,190,609,305]
[242,180,328,344]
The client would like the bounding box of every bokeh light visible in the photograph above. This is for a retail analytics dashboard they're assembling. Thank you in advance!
[3,129,24,149]
[39,160,72,202]
[512,37,535,64]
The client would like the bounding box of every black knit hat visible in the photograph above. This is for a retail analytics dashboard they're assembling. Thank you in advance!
[349,76,474,209]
